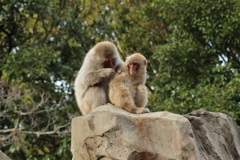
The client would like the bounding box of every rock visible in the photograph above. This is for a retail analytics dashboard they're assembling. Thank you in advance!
[185,110,240,160]
[71,104,240,160]
[0,150,11,160]
[71,104,196,160]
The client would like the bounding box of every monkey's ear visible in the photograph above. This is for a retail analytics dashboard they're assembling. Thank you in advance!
[144,60,147,66]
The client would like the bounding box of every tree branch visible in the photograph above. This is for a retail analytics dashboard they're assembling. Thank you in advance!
[0,123,70,136]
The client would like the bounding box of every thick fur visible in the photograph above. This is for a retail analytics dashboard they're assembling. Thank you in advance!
[109,53,149,114]
[74,41,123,115]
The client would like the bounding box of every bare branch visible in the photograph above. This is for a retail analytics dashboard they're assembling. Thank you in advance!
[0,128,16,133]
[0,123,71,136]
[13,93,49,116]
[0,79,72,146]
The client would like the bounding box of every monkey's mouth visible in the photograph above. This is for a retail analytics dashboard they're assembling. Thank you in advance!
[130,69,137,75]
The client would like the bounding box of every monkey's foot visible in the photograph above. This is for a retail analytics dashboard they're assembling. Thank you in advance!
[142,108,150,113]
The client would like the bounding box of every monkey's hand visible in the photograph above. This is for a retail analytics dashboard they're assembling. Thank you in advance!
[137,85,146,92]
[115,63,124,73]
[100,68,116,78]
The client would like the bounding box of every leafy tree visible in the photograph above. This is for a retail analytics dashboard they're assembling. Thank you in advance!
[145,0,240,123]
[1,0,240,159]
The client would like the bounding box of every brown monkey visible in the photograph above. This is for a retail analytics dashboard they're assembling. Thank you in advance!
[109,53,149,114]
[74,41,123,115]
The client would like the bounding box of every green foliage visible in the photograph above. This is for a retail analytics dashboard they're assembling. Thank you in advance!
[0,0,90,159]
[146,0,240,122]
[3,46,60,81]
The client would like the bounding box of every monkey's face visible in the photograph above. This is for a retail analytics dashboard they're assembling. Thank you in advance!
[128,63,139,75]
[104,58,116,68]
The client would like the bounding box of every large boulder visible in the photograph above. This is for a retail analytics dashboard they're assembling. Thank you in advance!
[71,104,240,160]
[185,110,240,160]
[71,104,194,160]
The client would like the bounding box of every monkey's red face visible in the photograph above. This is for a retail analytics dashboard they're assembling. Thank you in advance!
[129,63,138,75]
[104,58,115,68]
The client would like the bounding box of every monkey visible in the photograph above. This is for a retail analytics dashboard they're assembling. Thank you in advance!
[74,41,124,115]
[108,53,150,114]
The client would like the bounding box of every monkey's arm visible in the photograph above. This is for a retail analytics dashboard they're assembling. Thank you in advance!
[132,84,148,108]
[84,68,115,87]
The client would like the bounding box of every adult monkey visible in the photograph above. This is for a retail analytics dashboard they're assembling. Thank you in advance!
[74,41,124,115]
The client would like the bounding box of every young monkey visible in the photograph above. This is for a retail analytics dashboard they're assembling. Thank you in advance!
[109,53,150,114]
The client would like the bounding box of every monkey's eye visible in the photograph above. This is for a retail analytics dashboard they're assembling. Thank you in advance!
[129,63,138,66]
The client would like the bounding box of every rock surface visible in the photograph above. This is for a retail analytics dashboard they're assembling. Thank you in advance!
[0,150,11,160]
[185,110,240,160]
[71,104,240,160]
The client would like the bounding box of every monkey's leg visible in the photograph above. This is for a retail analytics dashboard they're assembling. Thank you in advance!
[113,84,145,114]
